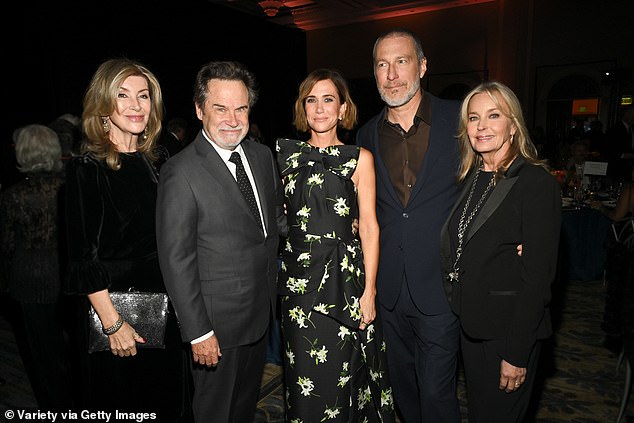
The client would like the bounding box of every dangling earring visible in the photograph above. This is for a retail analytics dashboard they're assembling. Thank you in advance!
[101,117,110,133]
[143,127,149,140]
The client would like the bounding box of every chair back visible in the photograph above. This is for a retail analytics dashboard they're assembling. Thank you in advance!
[611,217,634,244]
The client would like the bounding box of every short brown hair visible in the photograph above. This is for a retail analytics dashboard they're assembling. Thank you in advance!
[293,69,357,133]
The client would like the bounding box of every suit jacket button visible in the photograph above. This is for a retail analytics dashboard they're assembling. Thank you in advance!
[402,213,409,218]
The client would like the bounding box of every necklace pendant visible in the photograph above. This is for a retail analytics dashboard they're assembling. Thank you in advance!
[448,272,459,283]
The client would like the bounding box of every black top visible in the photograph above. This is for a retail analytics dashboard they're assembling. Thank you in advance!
[0,172,65,302]
[64,152,163,294]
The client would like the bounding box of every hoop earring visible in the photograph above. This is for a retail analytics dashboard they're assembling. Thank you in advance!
[101,117,110,133]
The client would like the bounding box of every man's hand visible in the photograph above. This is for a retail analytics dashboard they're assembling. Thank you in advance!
[192,335,222,367]
[499,359,526,393]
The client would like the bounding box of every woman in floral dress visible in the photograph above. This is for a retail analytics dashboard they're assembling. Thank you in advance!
[276,69,395,422]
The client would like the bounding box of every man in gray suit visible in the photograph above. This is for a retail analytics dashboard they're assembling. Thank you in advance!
[156,61,286,423]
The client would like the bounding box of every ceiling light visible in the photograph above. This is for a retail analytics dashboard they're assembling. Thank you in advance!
[258,0,284,17]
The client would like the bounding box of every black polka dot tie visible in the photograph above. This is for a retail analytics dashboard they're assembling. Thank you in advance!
[229,151,262,230]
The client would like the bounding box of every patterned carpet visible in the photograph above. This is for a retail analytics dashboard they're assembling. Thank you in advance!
[254,278,634,422]
[2,279,632,422]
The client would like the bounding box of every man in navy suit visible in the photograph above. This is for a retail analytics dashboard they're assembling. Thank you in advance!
[356,29,461,423]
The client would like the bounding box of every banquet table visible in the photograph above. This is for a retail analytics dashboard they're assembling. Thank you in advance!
[560,206,612,281]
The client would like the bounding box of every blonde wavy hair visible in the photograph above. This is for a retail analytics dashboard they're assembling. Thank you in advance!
[456,81,547,182]
[81,58,164,170]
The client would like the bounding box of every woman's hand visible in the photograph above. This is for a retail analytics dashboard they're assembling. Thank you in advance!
[108,321,145,357]
[359,290,376,331]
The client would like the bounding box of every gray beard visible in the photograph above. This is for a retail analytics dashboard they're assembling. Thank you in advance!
[379,79,421,108]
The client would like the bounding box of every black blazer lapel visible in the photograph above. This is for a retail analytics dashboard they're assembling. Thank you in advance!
[466,157,526,242]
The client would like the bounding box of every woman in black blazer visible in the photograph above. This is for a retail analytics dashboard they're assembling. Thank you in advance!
[440,81,561,423]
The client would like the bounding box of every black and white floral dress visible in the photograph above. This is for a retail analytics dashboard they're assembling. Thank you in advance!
[276,138,395,423]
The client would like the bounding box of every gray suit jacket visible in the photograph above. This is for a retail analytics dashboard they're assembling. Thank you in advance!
[156,132,286,348]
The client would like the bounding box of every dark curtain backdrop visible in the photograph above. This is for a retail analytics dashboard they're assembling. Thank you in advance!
[3,0,307,187]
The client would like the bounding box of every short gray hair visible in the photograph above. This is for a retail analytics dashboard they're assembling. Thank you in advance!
[14,124,63,173]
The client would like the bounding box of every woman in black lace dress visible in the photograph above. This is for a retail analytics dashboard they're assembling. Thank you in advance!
[276,69,395,422]
[0,124,73,409]
[64,58,190,421]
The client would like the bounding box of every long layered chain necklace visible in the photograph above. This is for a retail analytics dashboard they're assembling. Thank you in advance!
[448,168,495,283]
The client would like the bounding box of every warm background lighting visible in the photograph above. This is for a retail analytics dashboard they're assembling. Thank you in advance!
[258,0,284,17]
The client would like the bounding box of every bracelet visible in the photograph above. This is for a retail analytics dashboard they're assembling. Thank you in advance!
[102,316,124,335]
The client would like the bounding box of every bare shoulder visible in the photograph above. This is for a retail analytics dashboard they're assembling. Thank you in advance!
[358,147,374,170]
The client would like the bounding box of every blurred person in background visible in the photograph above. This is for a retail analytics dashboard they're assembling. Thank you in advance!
[0,124,73,410]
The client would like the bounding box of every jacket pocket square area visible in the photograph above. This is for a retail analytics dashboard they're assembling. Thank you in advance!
[88,291,169,353]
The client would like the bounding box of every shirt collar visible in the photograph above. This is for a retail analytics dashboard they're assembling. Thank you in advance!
[382,89,432,127]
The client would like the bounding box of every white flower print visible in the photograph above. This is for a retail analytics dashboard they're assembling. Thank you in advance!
[337,375,351,388]
[337,361,351,387]
[289,306,311,328]
[285,177,297,195]
[381,388,394,409]
[308,173,324,185]
[317,262,331,292]
[308,344,328,364]
[286,346,295,366]
[343,295,361,321]
[286,277,309,294]
[332,197,350,217]
[296,206,311,232]
[365,323,375,343]
[307,173,325,194]
[344,158,357,170]
[338,325,352,340]
[340,255,350,272]
[314,303,334,314]
[305,234,321,242]
[326,147,340,157]
[297,252,311,268]
[297,206,311,218]
[323,406,341,420]
[357,386,371,410]
[297,376,315,397]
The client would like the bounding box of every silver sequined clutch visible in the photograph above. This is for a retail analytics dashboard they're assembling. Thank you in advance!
[88,291,169,353]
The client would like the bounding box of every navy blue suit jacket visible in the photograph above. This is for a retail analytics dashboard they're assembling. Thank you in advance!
[356,92,461,315]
